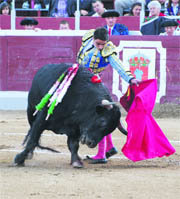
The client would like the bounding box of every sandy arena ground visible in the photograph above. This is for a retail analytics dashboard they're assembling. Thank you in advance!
[0,110,180,199]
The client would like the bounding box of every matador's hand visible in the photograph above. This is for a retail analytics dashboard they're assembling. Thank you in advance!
[130,78,141,86]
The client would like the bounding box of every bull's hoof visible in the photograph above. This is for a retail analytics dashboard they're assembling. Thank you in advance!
[72,160,83,168]
[14,162,25,167]
[27,152,33,160]
[14,153,25,166]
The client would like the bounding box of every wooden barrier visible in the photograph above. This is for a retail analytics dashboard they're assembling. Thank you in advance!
[0,34,179,104]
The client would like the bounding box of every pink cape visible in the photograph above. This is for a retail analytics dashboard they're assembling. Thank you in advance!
[120,79,175,162]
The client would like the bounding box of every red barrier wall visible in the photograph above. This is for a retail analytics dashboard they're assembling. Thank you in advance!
[0,15,140,30]
[0,15,11,29]
[0,35,180,105]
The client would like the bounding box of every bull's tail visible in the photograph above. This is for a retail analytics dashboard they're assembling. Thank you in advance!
[22,129,60,153]
[37,144,60,153]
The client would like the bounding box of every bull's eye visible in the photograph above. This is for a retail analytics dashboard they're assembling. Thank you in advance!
[98,118,107,128]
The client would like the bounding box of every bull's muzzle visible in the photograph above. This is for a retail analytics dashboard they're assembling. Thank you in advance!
[80,134,96,148]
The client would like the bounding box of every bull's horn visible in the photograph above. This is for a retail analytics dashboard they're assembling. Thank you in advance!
[102,100,117,106]
[117,119,128,136]
[101,100,116,110]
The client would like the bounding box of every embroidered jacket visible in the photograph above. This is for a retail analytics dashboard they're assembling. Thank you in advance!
[77,29,134,83]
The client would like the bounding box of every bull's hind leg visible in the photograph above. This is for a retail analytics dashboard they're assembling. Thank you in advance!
[14,112,46,166]
[67,136,83,168]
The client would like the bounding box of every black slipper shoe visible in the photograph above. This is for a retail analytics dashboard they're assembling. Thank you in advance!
[86,155,107,164]
[106,147,118,159]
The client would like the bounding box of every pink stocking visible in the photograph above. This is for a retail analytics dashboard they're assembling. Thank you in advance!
[92,136,106,159]
[106,134,114,152]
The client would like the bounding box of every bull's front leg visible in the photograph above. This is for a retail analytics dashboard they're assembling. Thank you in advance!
[67,136,83,168]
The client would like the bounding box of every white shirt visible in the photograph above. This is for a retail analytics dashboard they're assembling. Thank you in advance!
[107,25,114,36]
[92,9,107,17]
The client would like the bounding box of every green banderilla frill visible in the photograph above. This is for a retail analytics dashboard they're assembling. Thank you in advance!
[35,93,51,111]
[33,70,67,116]
[45,99,57,120]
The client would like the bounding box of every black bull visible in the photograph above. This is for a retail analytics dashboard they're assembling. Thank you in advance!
[14,64,127,168]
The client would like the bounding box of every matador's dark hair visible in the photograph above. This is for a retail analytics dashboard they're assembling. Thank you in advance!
[93,27,109,41]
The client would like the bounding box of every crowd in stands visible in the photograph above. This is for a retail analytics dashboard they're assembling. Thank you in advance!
[0,0,180,35]
[21,0,47,9]
[0,0,179,17]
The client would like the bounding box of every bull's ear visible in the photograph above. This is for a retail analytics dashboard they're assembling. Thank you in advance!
[96,105,107,115]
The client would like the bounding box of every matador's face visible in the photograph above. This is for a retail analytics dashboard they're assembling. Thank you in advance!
[93,39,107,51]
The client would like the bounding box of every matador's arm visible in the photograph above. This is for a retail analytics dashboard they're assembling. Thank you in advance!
[101,41,134,83]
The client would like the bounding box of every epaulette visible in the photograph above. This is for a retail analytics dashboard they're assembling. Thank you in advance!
[101,41,117,58]
[82,29,95,42]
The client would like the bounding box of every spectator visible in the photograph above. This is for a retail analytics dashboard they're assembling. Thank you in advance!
[44,0,50,9]
[20,17,40,30]
[141,16,166,34]
[0,1,10,15]
[114,0,146,16]
[48,0,73,17]
[144,0,165,22]
[157,0,166,10]
[22,1,30,9]
[159,19,180,35]
[164,0,180,16]
[124,2,142,16]
[22,0,46,9]
[34,0,46,9]
[0,0,12,4]
[92,0,106,17]
[102,9,129,35]
[72,0,95,16]
[59,19,70,29]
